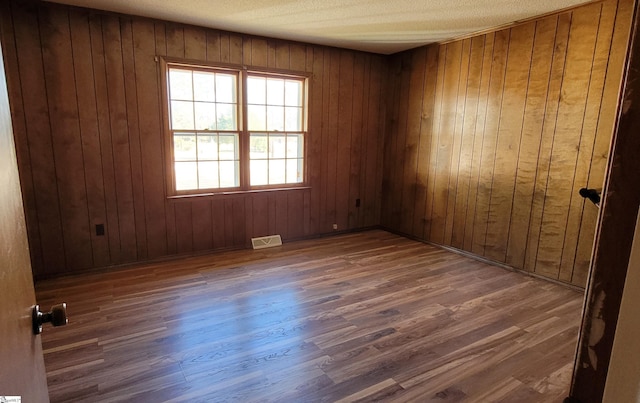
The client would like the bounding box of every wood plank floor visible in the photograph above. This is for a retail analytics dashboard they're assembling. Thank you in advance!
[35,230,583,402]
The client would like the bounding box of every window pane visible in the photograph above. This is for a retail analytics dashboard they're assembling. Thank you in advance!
[194,102,216,130]
[285,80,302,106]
[217,103,236,130]
[197,135,218,160]
[267,106,284,131]
[171,101,194,130]
[248,105,266,131]
[193,71,215,102]
[286,134,303,158]
[287,158,303,183]
[169,69,192,100]
[167,66,306,193]
[219,134,238,160]
[250,159,268,186]
[219,160,239,187]
[247,77,265,104]
[269,135,286,158]
[175,161,198,190]
[285,107,302,131]
[215,74,236,103]
[267,78,284,105]
[250,133,268,159]
[198,161,219,189]
[269,159,286,184]
[174,134,196,161]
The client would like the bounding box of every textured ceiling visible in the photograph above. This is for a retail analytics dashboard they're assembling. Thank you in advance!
[46,0,594,54]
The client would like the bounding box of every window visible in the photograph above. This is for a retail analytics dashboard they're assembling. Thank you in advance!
[162,60,307,196]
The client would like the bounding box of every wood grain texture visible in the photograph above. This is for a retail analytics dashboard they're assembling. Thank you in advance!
[35,230,582,402]
[571,0,638,400]
[1,1,386,278]
[382,0,633,287]
[0,29,50,401]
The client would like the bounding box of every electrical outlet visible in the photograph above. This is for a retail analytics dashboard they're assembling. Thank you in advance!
[95,224,105,236]
[333,224,338,230]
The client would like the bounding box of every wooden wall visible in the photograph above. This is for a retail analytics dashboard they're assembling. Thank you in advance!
[381,0,634,287]
[0,1,386,278]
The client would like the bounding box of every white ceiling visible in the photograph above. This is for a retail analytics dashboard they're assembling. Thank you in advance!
[47,0,594,54]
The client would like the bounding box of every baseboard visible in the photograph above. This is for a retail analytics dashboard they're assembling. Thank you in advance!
[380,226,585,293]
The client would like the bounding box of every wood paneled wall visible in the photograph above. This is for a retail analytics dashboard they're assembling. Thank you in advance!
[0,1,386,278]
[381,0,633,287]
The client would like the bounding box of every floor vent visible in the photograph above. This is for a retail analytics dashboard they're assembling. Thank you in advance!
[251,234,283,249]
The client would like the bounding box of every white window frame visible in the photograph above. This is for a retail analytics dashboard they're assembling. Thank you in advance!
[160,58,309,197]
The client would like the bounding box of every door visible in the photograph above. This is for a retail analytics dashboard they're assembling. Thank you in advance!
[0,41,49,400]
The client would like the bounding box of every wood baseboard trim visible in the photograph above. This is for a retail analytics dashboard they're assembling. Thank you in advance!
[381,226,585,293]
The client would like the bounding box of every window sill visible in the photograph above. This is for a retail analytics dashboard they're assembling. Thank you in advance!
[167,186,311,201]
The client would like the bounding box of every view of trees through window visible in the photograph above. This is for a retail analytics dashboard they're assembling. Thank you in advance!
[166,64,306,193]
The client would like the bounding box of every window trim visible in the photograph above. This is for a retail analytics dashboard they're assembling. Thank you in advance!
[159,57,310,198]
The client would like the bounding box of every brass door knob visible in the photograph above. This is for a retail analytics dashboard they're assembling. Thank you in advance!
[33,303,68,335]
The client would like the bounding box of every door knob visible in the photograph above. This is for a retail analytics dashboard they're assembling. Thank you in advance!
[32,303,68,335]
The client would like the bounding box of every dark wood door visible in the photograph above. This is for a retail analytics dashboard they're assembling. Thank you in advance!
[0,42,49,400]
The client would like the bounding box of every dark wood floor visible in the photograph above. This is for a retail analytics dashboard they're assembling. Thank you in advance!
[35,230,583,402]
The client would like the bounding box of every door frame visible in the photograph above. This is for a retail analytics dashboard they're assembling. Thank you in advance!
[569,0,640,401]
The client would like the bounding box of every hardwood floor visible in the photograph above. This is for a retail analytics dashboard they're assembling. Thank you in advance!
[35,230,583,402]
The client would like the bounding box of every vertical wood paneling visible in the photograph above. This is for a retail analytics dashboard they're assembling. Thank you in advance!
[120,18,148,261]
[444,38,470,246]
[251,38,267,67]
[155,21,178,256]
[382,0,632,287]
[103,15,138,263]
[0,2,45,272]
[290,43,306,71]
[287,191,305,238]
[431,40,463,245]
[308,47,324,234]
[206,30,220,63]
[324,49,340,231]
[5,0,621,286]
[536,4,600,280]
[356,54,371,229]
[348,53,364,229]
[40,7,94,270]
[412,46,439,239]
[392,52,412,229]
[211,199,225,249]
[252,194,269,238]
[69,10,110,268]
[505,16,557,269]
[423,45,448,240]
[3,2,386,278]
[472,30,509,255]
[573,0,633,286]
[524,13,572,274]
[220,33,230,63]
[229,33,242,64]
[558,2,614,283]
[463,34,494,251]
[450,38,482,249]
[484,23,534,262]
[336,50,354,231]
[90,14,122,264]
[399,48,427,235]
[380,55,402,228]
[364,55,385,228]
[231,198,245,246]
[132,19,168,259]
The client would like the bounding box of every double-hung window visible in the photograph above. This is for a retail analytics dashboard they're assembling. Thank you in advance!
[162,60,307,196]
